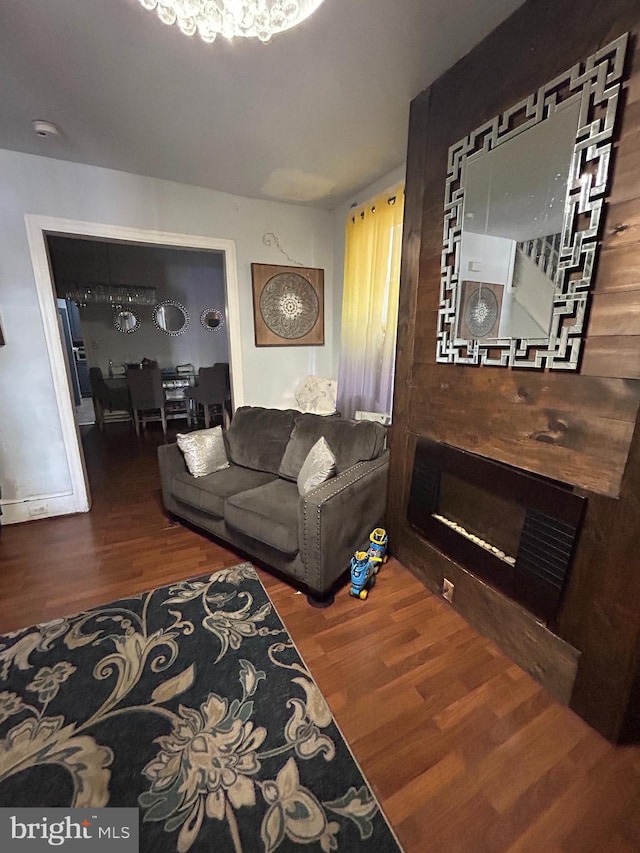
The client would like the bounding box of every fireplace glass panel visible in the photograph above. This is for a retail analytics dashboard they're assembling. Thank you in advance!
[438,472,525,561]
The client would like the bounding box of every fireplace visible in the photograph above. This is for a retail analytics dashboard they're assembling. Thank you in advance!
[407,438,586,623]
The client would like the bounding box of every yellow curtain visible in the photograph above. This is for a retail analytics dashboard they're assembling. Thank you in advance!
[337,184,404,419]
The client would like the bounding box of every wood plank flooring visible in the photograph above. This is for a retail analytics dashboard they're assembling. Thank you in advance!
[2,422,640,851]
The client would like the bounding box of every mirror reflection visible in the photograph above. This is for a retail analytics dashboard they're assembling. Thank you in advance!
[153,301,189,336]
[201,308,224,331]
[113,308,140,334]
[459,102,579,342]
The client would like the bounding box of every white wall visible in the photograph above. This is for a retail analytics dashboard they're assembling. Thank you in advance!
[460,232,515,286]
[0,149,334,518]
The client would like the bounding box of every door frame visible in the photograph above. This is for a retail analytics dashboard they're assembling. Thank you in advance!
[25,215,244,514]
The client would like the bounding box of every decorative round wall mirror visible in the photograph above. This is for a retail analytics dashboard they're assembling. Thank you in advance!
[200,308,225,332]
[113,308,140,334]
[152,300,189,336]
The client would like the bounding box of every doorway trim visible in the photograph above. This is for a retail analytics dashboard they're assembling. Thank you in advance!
[25,215,244,515]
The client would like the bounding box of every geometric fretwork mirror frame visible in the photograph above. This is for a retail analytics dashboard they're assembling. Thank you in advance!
[438,33,628,370]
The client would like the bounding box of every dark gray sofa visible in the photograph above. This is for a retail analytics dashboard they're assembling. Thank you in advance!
[158,406,389,604]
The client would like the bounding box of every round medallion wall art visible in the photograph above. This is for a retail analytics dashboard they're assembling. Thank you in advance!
[260,272,318,339]
[251,263,324,346]
[465,287,499,338]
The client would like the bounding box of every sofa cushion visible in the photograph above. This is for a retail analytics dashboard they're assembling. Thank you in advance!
[172,466,277,518]
[224,406,297,474]
[297,436,336,496]
[225,479,300,555]
[177,426,229,478]
[279,413,386,481]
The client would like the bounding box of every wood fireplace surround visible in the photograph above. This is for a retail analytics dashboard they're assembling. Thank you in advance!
[387,0,640,743]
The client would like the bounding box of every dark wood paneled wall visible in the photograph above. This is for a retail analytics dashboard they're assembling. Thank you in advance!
[389,0,640,741]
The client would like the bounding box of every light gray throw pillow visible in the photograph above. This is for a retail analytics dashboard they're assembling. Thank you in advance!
[297,436,336,496]
[177,426,230,478]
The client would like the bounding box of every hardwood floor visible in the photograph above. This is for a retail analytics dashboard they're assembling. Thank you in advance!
[2,422,640,851]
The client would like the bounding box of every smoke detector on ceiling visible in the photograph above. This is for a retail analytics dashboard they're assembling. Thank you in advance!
[32,120,60,139]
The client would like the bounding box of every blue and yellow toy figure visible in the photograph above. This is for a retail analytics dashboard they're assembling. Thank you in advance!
[349,528,388,600]
[367,527,388,568]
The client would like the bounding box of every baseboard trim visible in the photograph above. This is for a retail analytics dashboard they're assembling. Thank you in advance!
[1,492,85,525]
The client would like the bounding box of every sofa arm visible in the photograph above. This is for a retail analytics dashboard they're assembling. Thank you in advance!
[298,450,389,594]
[157,442,188,511]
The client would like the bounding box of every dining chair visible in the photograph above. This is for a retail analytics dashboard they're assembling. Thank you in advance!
[185,363,231,429]
[126,367,167,438]
[88,367,131,430]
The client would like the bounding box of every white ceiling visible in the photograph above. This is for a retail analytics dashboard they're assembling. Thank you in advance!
[0,0,526,209]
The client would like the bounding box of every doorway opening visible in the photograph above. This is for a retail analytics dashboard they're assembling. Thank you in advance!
[27,216,244,517]
[48,236,231,429]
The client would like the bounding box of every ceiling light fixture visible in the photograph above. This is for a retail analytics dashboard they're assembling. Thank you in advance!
[63,282,158,308]
[63,244,157,307]
[137,0,326,43]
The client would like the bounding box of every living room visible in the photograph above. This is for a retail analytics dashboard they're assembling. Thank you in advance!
[2,0,640,850]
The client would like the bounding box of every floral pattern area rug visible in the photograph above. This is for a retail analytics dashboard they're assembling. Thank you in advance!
[0,564,402,853]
